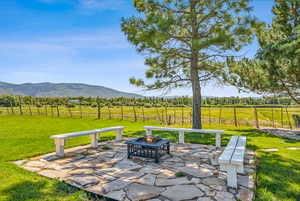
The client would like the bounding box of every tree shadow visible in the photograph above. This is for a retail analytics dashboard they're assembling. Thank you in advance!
[255,153,300,201]
[2,181,47,201]
[228,128,299,145]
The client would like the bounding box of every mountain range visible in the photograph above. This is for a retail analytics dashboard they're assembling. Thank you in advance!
[0,82,143,98]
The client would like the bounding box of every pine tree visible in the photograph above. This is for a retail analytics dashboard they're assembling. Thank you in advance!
[121,0,258,128]
[227,0,300,104]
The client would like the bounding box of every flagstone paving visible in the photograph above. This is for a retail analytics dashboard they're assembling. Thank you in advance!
[14,140,256,201]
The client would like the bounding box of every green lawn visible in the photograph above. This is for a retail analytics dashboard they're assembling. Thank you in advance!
[0,115,299,201]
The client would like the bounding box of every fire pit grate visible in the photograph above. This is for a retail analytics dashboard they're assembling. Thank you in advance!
[126,135,170,163]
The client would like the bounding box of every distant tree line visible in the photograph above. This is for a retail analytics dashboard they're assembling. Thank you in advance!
[0,95,296,108]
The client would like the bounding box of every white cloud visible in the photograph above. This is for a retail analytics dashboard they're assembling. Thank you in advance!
[37,0,126,10]
[79,0,126,10]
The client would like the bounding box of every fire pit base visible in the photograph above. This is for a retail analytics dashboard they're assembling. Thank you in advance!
[126,136,170,163]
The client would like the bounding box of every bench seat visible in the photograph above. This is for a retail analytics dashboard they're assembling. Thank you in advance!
[50,126,124,157]
[219,135,246,188]
[144,126,223,147]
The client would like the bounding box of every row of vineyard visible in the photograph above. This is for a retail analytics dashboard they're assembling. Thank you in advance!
[1,103,299,129]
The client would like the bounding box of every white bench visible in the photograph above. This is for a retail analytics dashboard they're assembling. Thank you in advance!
[144,126,223,148]
[50,126,124,157]
[219,135,246,188]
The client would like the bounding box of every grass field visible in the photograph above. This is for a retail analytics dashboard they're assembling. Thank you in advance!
[0,115,299,201]
[1,105,300,129]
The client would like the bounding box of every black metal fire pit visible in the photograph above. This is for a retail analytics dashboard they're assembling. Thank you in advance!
[126,135,170,163]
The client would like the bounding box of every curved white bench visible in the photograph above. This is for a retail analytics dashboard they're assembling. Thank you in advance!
[51,126,124,157]
[144,126,223,148]
[219,135,246,188]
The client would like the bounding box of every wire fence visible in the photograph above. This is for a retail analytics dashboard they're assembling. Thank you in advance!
[1,104,299,129]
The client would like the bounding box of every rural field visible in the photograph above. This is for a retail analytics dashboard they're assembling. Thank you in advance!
[1,105,300,130]
[0,115,299,201]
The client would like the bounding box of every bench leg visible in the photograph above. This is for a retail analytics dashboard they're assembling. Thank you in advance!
[91,133,98,148]
[216,133,221,148]
[227,166,238,188]
[55,139,65,157]
[116,129,123,141]
[179,131,185,144]
[146,129,152,135]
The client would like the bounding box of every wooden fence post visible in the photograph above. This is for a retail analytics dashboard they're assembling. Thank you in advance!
[45,104,48,116]
[97,103,101,119]
[173,107,176,124]
[208,106,211,126]
[18,96,23,115]
[142,107,145,122]
[285,107,292,129]
[121,105,124,120]
[56,104,60,117]
[133,106,137,122]
[79,102,83,119]
[29,98,33,116]
[281,107,284,128]
[181,106,184,125]
[254,107,259,128]
[108,106,112,119]
[10,99,14,114]
[218,107,222,125]
[68,107,73,118]
[234,107,238,127]
[271,107,275,128]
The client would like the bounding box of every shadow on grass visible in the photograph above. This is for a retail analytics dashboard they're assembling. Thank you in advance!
[255,153,300,201]
[3,181,47,201]
[2,179,111,201]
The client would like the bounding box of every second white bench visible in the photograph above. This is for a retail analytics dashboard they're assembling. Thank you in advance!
[144,126,223,148]
[50,126,124,157]
[219,135,246,188]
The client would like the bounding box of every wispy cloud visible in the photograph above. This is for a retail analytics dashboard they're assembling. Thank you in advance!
[37,0,126,10]
[79,0,126,10]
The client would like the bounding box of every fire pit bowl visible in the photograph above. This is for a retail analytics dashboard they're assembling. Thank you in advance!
[126,135,170,163]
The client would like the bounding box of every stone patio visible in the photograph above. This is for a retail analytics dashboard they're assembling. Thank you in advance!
[14,139,256,201]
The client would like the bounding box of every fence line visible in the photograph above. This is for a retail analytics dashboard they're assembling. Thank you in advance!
[0,104,299,129]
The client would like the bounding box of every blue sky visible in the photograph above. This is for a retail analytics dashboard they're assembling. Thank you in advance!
[0,0,274,97]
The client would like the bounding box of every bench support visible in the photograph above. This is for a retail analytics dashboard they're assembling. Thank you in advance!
[55,138,65,157]
[146,129,152,135]
[90,134,98,148]
[216,133,221,148]
[116,128,123,141]
[225,165,238,188]
[179,131,185,143]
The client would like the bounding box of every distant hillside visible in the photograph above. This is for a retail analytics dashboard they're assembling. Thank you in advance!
[0,82,143,98]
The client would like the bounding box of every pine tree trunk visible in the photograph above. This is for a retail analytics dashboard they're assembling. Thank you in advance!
[190,0,202,129]
[190,53,202,129]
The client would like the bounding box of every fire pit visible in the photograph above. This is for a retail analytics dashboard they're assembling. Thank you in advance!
[126,135,170,163]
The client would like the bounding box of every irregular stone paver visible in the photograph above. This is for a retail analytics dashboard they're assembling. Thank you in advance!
[162,185,204,201]
[67,175,100,187]
[197,197,213,201]
[115,159,142,170]
[237,187,254,201]
[103,178,132,192]
[39,170,66,179]
[215,191,236,201]
[105,190,126,201]
[136,174,156,185]
[127,183,163,201]
[156,177,192,186]
[178,166,214,178]
[15,139,256,201]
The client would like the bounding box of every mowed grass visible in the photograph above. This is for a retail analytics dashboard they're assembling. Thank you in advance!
[0,115,299,201]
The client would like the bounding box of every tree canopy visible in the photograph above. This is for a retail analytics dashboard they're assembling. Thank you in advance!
[121,0,258,128]
[227,0,300,104]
